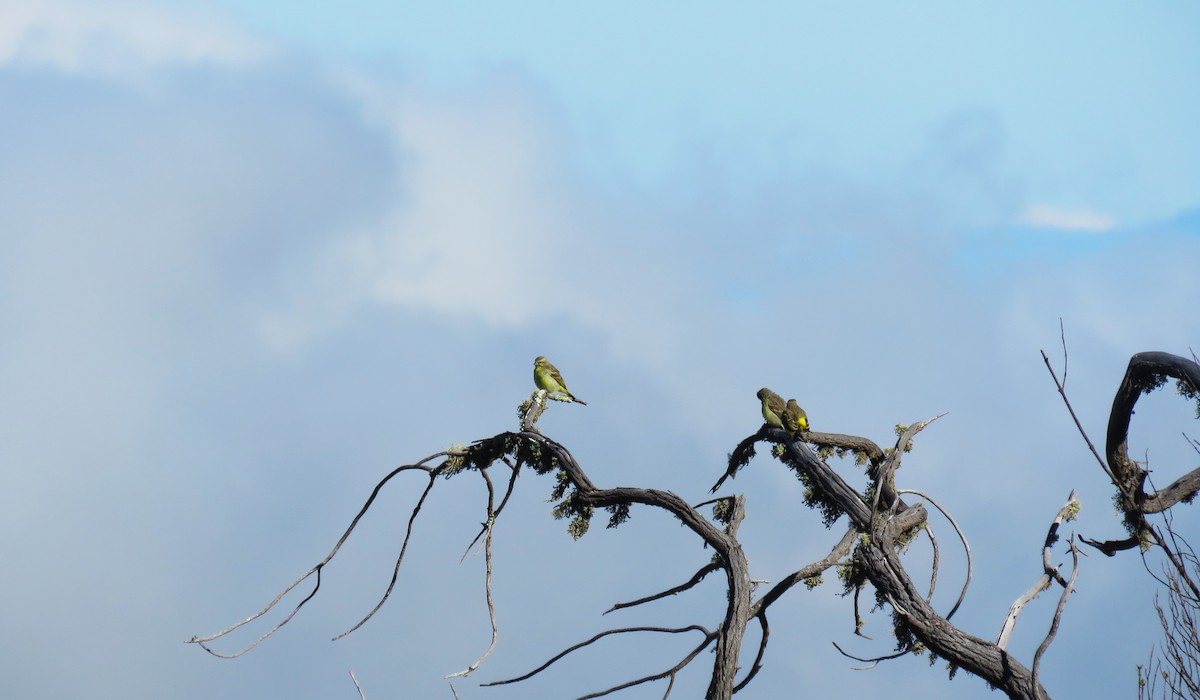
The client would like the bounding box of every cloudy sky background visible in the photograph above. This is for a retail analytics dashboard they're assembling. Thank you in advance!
[2,1,1199,697]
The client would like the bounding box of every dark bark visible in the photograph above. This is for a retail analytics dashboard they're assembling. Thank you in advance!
[774,420,1051,698]
[534,434,751,700]
[1106,351,1200,515]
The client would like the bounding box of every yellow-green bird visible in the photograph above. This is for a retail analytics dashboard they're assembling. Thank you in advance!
[534,356,587,405]
[757,388,785,428]
[782,398,810,437]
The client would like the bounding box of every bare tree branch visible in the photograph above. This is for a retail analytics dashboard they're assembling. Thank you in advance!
[896,488,972,621]
[1106,351,1200,513]
[997,492,1080,651]
[831,641,910,668]
[460,456,519,563]
[187,455,452,656]
[1031,534,1080,694]
[349,669,366,700]
[750,526,857,618]
[334,471,442,640]
[605,563,722,615]
[755,410,1053,698]
[1087,352,1200,609]
[197,345,1200,698]
[481,625,715,693]
[445,468,501,679]
[870,416,945,517]
[733,613,769,692]
[924,522,941,602]
[1041,347,1115,482]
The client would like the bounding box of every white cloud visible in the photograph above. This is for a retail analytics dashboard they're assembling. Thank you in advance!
[348,83,571,327]
[1015,203,1117,232]
[270,72,702,371]
[0,0,268,76]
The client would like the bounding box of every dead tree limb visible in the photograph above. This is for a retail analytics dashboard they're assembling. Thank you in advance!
[1050,350,1200,594]
[187,455,454,657]
[605,562,722,615]
[770,416,1051,698]
[1106,352,1200,515]
[445,468,501,679]
[193,372,1099,699]
[1031,534,1080,695]
[1044,345,1200,699]
[996,492,1081,651]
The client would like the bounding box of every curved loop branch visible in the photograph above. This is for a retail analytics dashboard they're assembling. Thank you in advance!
[1106,351,1200,515]
[1054,350,1200,601]
[187,454,454,657]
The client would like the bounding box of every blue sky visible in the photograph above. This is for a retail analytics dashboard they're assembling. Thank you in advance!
[1,1,1198,698]
[212,1,1200,222]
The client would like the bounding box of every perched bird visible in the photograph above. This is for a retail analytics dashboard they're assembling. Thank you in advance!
[782,398,810,437]
[756,388,785,428]
[534,356,587,405]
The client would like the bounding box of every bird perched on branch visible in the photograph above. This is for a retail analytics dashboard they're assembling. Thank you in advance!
[756,388,785,428]
[782,398,810,437]
[534,356,587,405]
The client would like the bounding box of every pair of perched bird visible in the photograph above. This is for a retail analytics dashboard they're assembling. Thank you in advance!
[758,387,809,437]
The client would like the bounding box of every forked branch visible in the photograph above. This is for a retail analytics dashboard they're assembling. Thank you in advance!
[187,454,455,657]
[996,492,1081,651]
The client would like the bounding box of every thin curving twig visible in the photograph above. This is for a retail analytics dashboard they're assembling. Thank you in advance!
[188,455,451,656]
[896,488,972,620]
[334,470,442,640]
[1031,534,1081,696]
[483,625,713,688]
[605,563,721,614]
[733,613,770,692]
[446,468,502,678]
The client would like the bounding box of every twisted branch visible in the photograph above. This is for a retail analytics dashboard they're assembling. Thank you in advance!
[996,492,1080,651]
